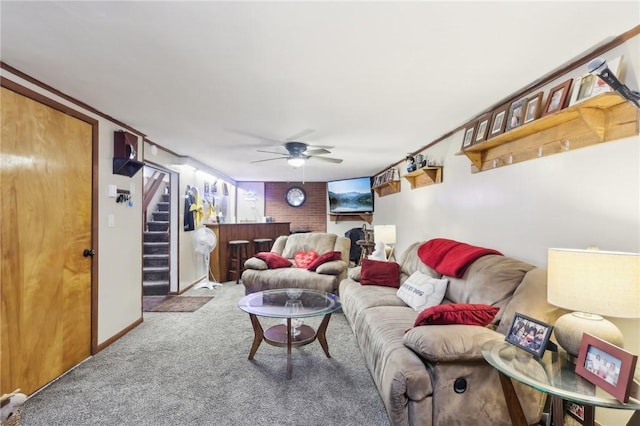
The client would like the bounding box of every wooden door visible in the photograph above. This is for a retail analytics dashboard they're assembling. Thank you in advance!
[1,86,93,395]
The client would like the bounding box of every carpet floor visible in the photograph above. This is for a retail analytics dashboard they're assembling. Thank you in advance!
[144,295,214,312]
[21,282,390,426]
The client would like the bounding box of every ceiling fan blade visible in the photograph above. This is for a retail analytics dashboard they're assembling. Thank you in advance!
[257,149,288,155]
[229,129,285,145]
[286,129,315,141]
[304,148,331,156]
[250,156,288,164]
[309,155,343,164]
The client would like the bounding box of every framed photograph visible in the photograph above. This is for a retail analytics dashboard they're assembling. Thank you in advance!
[565,401,587,424]
[504,312,554,358]
[505,96,527,131]
[569,56,623,106]
[575,333,638,403]
[542,79,573,116]
[488,104,509,138]
[461,122,476,149]
[474,113,491,144]
[523,92,543,124]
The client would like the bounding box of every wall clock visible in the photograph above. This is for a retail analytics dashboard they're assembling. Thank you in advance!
[285,186,306,207]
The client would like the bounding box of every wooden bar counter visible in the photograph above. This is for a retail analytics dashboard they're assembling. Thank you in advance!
[205,222,290,282]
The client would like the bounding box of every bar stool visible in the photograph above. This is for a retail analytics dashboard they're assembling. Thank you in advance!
[253,238,273,254]
[228,240,249,284]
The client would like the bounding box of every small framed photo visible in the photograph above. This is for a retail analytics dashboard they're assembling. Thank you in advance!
[542,79,573,116]
[504,312,554,358]
[575,333,638,403]
[461,122,476,149]
[488,104,509,138]
[505,96,527,131]
[474,113,491,144]
[569,56,623,106]
[523,92,543,124]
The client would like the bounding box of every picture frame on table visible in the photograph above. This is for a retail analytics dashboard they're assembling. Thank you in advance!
[488,104,510,138]
[565,401,585,423]
[542,79,573,116]
[575,333,638,403]
[474,113,491,144]
[505,96,527,131]
[504,312,554,358]
[461,122,476,149]
[523,92,544,124]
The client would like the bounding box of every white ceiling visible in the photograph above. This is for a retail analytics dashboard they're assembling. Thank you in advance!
[1,1,638,182]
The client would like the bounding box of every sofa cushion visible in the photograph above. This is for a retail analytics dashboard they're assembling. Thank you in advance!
[396,271,448,311]
[254,252,292,269]
[294,250,318,268]
[315,260,347,275]
[307,251,342,271]
[414,303,499,327]
[244,257,268,270]
[281,232,337,259]
[445,254,534,323]
[404,325,503,362]
[360,259,400,287]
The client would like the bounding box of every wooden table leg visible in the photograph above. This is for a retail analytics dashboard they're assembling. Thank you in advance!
[248,314,264,360]
[497,371,529,426]
[316,314,333,358]
[286,318,292,380]
[551,396,564,426]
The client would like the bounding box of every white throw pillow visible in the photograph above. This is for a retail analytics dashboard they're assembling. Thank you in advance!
[397,271,448,311]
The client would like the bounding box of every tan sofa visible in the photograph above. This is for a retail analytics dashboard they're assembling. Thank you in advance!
[339,241,566,426]
[242,232,351,295]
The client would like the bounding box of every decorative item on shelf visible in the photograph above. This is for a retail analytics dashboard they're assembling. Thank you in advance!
[587,56,640,111]
[542,79,573,116]
[574,333,638,403]
[461,123,476,149]
[488,103,509,138]
[405,155,416,173]
[414,154,426,168]
[474,113,491,144]
[113,130,144,177]
[373,224,396,261]
[522,91,543,124]
[546,247,639,362]
[505,96,527,132]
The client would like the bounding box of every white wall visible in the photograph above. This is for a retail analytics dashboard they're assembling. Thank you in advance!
[366,38,640,425]
[237,182,265,222]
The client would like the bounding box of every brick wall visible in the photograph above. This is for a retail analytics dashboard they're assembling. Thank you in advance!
[265,182,327,233]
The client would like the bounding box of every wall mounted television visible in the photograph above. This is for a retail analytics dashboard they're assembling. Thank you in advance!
[327,176,374,214]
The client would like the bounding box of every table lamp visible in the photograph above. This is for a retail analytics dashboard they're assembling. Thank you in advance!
[547,248,639,361]
[374,225,397,260]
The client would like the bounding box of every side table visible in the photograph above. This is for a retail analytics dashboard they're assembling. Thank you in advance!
[482,340,640,426]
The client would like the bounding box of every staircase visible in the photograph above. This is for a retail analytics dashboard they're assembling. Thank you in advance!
[143,193,170,295]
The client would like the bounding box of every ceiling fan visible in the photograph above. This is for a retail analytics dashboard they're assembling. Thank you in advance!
[251,141,343,167]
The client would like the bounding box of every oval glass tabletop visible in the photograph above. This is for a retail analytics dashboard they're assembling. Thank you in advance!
[482,340,640,410]
[238,288,341,319]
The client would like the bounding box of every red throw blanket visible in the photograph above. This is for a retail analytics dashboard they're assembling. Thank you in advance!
[417,238,502,278]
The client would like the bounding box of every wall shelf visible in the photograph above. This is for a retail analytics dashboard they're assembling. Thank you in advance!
[372,180,400,197]
[462,93,639,173]
[403,166,443,189]
[329,213,372,224]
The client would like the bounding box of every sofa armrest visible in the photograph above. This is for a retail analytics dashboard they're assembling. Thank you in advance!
[348,266,362,281]
[244,257,268,270]
[316,260,347,275]
[403,325,503,362]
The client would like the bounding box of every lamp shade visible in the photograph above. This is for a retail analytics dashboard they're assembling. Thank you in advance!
[547,248,640,318]
[374,225,396,245]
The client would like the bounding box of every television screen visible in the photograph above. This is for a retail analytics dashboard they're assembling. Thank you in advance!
[327,176,374,214]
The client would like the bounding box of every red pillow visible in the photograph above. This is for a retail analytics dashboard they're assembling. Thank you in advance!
[254,252,292,269]
[360,259,400,288]
[414,303,499,327]
[294,250,318,268]
[307,251,342,271]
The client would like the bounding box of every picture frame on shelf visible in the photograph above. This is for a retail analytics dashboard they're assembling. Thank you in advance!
[569,56,623,106]
[542,79,573,116]
[488,104,509,138]
[505,96,527,132]
[474,113,491,144]
[461,122,476,149]
[523,92,543,124]
[565,401,585,424]
[504,312,554,359]
[575,333,638,403]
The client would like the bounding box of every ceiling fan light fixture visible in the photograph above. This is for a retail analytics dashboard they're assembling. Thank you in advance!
[287,157,305,168]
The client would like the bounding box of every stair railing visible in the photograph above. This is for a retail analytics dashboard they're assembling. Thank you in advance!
[143,171,167,231]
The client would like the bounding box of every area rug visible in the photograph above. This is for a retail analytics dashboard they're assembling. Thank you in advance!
[145,295,213,312]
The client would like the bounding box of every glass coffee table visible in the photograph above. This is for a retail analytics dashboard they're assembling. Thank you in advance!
[238,288,341,379]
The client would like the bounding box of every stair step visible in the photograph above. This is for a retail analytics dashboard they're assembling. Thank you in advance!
[144,242,169,255]
[143,281,170,296]
[153,212,169,221]
[156,202,170,212]
[144,254,169,267]
[144,266,170,281]
[144,231,169,243]
[148,221,169,232]
[161,194,170,202]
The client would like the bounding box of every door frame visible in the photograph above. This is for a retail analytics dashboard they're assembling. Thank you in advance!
[0,78,100,354]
